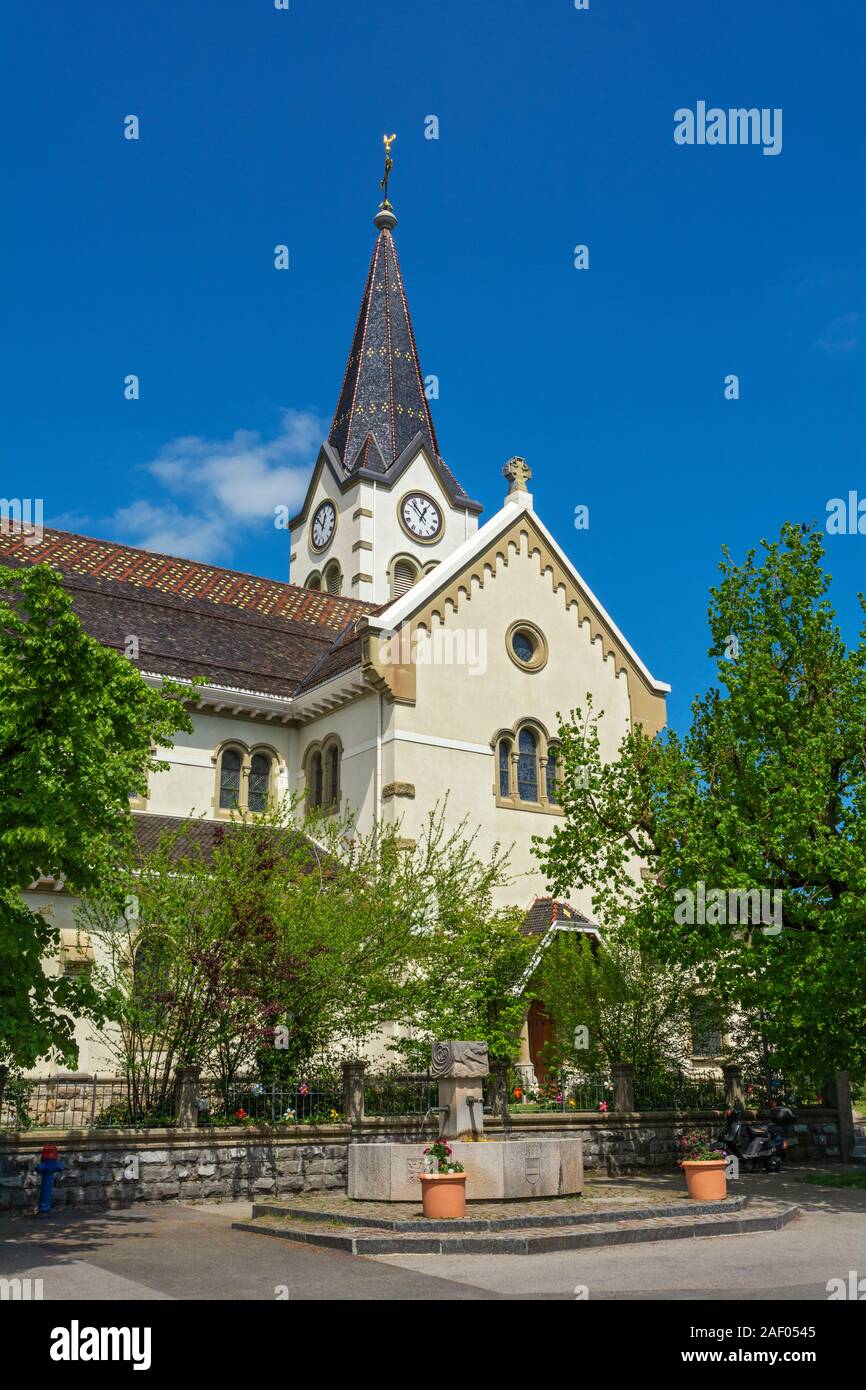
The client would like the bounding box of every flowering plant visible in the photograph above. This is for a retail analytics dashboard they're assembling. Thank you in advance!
[598,1100,608,1114]
[423,1140,464,1174]
[678,1130,727,1163]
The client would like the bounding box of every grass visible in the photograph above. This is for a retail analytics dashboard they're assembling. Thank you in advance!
[797,1171,866,1190]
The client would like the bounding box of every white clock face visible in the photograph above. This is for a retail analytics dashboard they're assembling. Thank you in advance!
[400,493,442,541]
[311,501,336,552]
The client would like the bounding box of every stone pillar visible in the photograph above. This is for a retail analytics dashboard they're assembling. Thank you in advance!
[723,1063,744,1109]
[830,1071,855,1161]
[341,1060,365,1125]
[438,1078,486,1139]
[431,1041,489,1140]
[174,1065,201,1130]
[611,1063,634,1113]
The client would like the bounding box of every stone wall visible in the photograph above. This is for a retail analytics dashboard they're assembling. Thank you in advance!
[0,1127,349,1212]
[0,1109,841,1212]
[486,1110,841,1169]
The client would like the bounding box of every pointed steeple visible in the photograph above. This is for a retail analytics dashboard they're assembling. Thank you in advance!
[328,198,441,476]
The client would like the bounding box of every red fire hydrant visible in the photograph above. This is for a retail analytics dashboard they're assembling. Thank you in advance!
[36,1143,64,1215]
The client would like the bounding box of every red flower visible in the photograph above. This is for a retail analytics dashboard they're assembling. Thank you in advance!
[235,1108,247,1120]
[513,1086,523,1100]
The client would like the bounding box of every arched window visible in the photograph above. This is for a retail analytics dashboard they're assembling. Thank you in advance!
[498,738,512,798]
[517,728,539,802]
[305,738,341,813]
[133,938,170,1022]
[248,752,272,814]
[327,741,340,806]
[323,561,342,595]
[493,722,562,813]
[390,556,419,599]
[218,748,242,810]
[546,745,560,805]
[215,743,280,816]
[306,571,322,591]
[309,751,323,809]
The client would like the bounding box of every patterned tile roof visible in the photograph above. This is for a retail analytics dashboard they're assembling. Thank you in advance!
[0,527,377,697]
[329,227,440,474]
[520,897,598,937]
[323,225,481,514]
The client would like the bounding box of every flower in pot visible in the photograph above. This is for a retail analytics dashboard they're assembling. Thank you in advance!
[678,1131,729,1200]
[419,1141,467,1219]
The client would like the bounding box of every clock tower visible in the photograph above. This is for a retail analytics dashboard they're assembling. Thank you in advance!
[288,153,482,605]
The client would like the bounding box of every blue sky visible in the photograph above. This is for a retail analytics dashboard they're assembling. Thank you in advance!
[5,1,864,731]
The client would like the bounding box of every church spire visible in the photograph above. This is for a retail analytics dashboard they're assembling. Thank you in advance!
[327,135,441,475]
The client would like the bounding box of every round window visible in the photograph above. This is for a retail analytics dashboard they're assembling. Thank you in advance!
[506,621,548,672]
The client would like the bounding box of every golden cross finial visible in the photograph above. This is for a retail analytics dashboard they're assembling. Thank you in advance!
[380,132,397,207]
[503,456,532,493]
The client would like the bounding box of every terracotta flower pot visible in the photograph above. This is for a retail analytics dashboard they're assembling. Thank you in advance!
[681,1159,728,1201]
[419,1172,467,1219]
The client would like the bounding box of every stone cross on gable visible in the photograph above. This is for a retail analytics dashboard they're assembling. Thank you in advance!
[503,456,532,493]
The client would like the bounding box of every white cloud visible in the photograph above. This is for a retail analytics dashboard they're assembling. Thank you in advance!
[110,408,326,562]
[111,500,232,563]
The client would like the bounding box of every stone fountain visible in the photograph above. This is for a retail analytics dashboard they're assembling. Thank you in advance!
[348,1041,584,1202]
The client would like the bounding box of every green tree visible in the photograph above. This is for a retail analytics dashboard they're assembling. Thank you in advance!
[82,800,536,1096]
[535,927,697,1082]
[536,523,866,1083]
[0,562,192,1073]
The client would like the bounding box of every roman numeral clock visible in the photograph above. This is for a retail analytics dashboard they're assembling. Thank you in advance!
[311,500,336,551]
[399,492,442,542]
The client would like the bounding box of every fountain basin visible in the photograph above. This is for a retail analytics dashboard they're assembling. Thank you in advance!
[348,1138,583,1202]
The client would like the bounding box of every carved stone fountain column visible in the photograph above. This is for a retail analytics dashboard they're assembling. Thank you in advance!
[430,1040,489,1139]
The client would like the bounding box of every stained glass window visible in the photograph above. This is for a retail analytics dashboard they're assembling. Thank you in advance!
[219,748,242,810]
[511,630,535,664]
[546,748,559,804]
[327,742,340,805]
[517,727,538,801]
[499,739,511,797]
[248,753,271,814]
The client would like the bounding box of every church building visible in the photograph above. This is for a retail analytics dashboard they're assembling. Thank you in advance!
[2,179,671,1081]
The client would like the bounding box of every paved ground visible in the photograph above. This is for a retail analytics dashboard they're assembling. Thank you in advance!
[0,1168,863,1301]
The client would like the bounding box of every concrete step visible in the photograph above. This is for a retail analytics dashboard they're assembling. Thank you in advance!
[233,1200,799,1256]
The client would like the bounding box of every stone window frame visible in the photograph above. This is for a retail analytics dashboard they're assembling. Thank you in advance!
[305,569,322,591]
[492,719,563,816]
[303,734,343,815]
[506,619,549,673]
[387,552,422,600]
[212,740,281,819]
[322,559,343,595]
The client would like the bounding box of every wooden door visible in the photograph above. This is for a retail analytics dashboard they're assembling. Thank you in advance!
[527,999,555,1086]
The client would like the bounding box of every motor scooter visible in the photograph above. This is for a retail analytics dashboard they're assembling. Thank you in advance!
[717,1101,796,1173]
